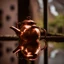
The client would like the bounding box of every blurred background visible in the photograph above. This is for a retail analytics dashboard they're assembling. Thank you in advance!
[0,0,64,64]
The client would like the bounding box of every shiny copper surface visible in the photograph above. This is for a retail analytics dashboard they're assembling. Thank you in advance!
[10,19,45,60]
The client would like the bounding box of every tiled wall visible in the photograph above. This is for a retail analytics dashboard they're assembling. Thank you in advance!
[0,0,18,64]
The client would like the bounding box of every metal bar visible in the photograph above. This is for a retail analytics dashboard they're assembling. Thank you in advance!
[43,0,48,30]
[43,0,48,64]
[18,0,33,64]
[0,35,18,41]
[18,0,31,22]
[0,35,64,42]
[40,36,64,42]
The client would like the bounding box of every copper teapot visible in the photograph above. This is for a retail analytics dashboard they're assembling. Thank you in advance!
[10,18,46,60]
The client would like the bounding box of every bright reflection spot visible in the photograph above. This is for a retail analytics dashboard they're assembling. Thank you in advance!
[50,5,58,16]
[21,46,24,50]
[27,52,33,57]
[35,46,40,54]
[25,48,28,52]
[24,25,31,29]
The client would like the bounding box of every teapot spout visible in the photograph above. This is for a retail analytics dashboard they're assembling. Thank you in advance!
[10,26,21,35]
